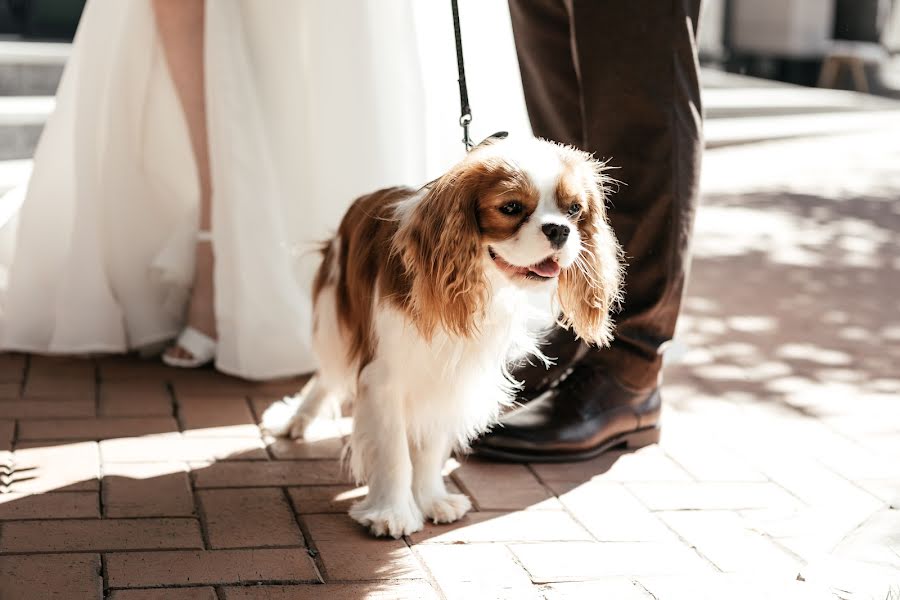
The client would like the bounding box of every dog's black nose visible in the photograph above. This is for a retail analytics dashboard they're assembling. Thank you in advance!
[541,223,570,248]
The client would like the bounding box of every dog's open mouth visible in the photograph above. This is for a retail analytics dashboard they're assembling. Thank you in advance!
[489,247,561,280]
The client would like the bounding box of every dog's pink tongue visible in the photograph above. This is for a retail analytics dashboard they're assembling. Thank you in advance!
[529,257,561,278]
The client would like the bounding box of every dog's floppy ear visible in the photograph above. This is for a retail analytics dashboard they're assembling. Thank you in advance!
[556,154,623,347]
[394,159,487,340]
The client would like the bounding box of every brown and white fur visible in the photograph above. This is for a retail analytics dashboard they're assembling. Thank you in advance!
[263,137,622,538]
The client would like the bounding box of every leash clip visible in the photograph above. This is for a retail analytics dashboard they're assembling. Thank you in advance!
[460,112,473,152]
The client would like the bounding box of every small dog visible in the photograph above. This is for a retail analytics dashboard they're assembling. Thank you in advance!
[263,136,622,538]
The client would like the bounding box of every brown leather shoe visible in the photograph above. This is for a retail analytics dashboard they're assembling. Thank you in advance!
[472,363,661,463]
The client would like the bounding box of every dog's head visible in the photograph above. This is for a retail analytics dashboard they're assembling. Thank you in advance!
[395,137,622,345]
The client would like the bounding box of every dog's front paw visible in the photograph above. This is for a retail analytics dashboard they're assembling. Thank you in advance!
[285,412,315,440]
[349,499,424,539]
[260,397,300,438]
[421,493,472,524]
[260,398,313,440]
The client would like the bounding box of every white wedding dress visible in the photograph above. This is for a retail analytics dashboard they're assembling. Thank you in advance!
[0,0,530,379]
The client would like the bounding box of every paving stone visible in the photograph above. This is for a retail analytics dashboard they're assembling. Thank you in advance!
[198,488,304,548]
[317,539,425,580]
[222,582,439,600]
[854,479,900,505]
[105,549,320,587]
[659,436,768,482]
[102,462,195,518]
[170,372,260,397]
[0,382,20,397]
[658,511,801,576]
[101,433,266,463]
[10,441,100,492]
[719,408,861,465]
[821,409,900,439]
[531,446,692,487]
[0,518,203,552]
[178,395,259,437]
[815,441,900,480]
[256,378,311,397]
[22,374,96,400]
[416,544,543,600]
[27,356,95,379]
[0,398,96,418]
[97,356,178,381]
[557,482,676,542]
[302,513,371,543]
[409,510,592,544]
[192,460,350,488]
[856,437,900,468]
[0,354,26,383]
[625,481,803,511]
[799,553,900,600]
[738,505,874,542]
[0,553,102,599]
[452,459,553,510]
[540,579,655,600]
[17,417,178,441]
[777,535,846,563]
[0,419,13,450]
[823,508,900,571]
[750,454,883,511]
[637,574,839,600]
[109,589,217,600]
[99,380,172,416]
[288,484,369,514]
[0,491,99,519]
[509,541,712,582]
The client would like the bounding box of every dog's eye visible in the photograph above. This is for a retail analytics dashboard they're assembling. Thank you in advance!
[567,203,582,216]
[499,201,523,216]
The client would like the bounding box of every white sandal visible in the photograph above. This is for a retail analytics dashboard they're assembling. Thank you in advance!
[162,231,217,368]
[162,326,217,368]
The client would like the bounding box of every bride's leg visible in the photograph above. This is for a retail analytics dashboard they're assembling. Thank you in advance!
[153,0,217,360]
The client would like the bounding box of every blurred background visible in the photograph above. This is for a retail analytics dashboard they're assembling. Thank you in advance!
[1,0,900,92]
[2,1,900,88]
[700,0,900,95]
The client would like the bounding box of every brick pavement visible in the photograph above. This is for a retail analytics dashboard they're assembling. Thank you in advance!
[1,133,899,599]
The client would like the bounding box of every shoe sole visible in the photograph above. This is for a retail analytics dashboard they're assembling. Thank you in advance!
[471,425,661,464]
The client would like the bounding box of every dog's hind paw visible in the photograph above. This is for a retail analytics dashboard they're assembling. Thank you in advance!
[259,396,302,438]
[421,493,472,524]
[350,500,424,539]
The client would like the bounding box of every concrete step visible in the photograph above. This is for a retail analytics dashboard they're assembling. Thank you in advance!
[0,59,899,161]
[0,158,32,195]
[0,96,54,160]
[0,38,67,159]
[0,38,69,96]
[701,67,900,146]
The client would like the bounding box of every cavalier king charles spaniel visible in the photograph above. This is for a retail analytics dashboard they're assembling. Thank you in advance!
[263,136,622,538]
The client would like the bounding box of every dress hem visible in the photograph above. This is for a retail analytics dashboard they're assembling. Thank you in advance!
[1,333,315,382]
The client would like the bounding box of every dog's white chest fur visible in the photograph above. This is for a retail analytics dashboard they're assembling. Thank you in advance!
[373,274,539,449]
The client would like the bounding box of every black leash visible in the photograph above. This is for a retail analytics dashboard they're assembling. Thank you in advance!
[451,0,508,153]
[451,0,473,151]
